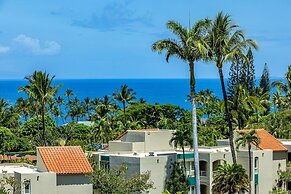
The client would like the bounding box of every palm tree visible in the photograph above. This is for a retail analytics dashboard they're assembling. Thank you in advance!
[113,85,136,123]
[152,19,210,194]
[19,71,61,146]
[272,65,291,109]
[229,85,265,130]
[169,126,192,174]
[206,12,258,163]
[212,163,249,194]
[236,130,260,194]
[65,89,74,102]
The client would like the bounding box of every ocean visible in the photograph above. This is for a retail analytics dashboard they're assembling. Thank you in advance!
[0,79,224,109]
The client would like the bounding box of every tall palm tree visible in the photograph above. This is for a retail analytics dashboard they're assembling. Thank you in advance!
[113,85,136,123]
[19,71,61,146]
[169,126,192,174]
[206,12,258,163]
[152,19,210,193]
[212,163,249,194]
[236,130,260,194]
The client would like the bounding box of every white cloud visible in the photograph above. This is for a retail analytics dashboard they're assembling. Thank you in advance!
[0,46,10,53]
[14,34,61,55]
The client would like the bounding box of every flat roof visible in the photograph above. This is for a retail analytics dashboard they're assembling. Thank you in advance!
[0,165,39,174]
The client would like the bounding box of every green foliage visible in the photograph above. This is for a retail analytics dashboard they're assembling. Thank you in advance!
[212,163,249,194]
[0,99,20,128]
[91,166,154,193]
[165,163,188,194]
[260,63,271,94]
[198,125,225,146]
[20,115,56,146]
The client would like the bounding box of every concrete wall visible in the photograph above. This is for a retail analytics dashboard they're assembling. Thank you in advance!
[56,174,91,185]
[15,172,57,194]
[109,141,145,153]
[140,154,175,194]
[272,151,287,190]
[36,150,47,172]
[237,149,274,194]
[56,184,93,194]
[144,131,174,152]
[121,131,145,142]
[110,155,141,176]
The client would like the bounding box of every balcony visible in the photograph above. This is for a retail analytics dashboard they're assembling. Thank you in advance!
[200,170,207,176]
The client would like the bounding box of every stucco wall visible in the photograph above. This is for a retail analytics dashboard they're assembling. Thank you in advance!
[57,184,93,194]
[16,172,57,194]
[36,149,47,172]
[109,155,141,176]
[56,174,91,185]
[140,154,174,194]
[144,131,175,152]
[109,141,145,153]
[121,131,145,142]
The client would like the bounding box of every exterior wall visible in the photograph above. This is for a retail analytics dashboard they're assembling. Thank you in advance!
[121,131,145,142]
[108,141,145,153]
[56,174,91,185]
[15,172,57,194]
[208,151,232,194]
[237,149,274,194]
[272,151,287,190]
[108,154,175,194]
[109,155,141,176]
[144,131,175,152]
[56,184,93,194]
[36,150,47,172]
[140,154,175,194]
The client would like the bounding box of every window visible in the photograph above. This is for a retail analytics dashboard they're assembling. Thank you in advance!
[24,181,30,194]
[254,157,259,173]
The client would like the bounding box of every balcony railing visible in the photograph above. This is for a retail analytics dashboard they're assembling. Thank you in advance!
[200,170,207,176]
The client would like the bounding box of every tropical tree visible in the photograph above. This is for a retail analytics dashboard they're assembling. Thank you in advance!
[272,65,291,109]
[19,71,61,146]
[229,85,265,130]
[113,84,136,123]
[169,126,192,173]
[152,19,211,193]
[236,130,260,194]
[165,162,189,194]
[206,12,258,163]
[212,163,249,194]
[0,99,20,128]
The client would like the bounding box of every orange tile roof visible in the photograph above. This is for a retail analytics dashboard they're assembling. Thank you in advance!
[236,129,287,152]
[37,146,93,174]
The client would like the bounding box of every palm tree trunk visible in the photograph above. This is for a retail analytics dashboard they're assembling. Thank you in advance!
[41,103,46,146]
[182,146,187,175]
[123,102,126,124]
[248,143,252,194]
[218,67,237,164]
[189,61,201,194]
[182,146,187,176]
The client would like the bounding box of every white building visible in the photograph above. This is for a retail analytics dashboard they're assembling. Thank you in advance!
[93,128,289,194]
[0,146,93,194]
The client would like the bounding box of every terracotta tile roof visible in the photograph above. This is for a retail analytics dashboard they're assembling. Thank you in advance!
[37,146,93,174]
[236,129,287,152]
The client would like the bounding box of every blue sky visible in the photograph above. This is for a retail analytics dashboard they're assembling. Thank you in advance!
[0,0,290,79]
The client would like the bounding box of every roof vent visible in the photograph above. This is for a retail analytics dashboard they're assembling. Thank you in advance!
[2,170,7,174]
[149,152,154,156]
